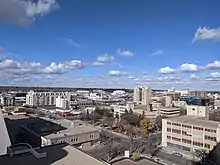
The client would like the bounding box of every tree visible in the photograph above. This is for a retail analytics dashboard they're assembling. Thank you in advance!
[154,115,162,131]
[140,118,151,134]
[129,108,133,114]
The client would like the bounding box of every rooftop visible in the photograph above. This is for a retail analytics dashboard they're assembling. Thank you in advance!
[0,143,109,165]
[42,118,99,139]
[166,115,220,128]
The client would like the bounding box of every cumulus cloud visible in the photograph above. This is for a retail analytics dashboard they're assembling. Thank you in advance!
[151,49,163,56]
[206,61,220,70]
[117,48,134,57]
[159,66,176,74]
[190,74,199,80]
[192,27,220,43]
[179,63,200,72]
[0,0,58,25]
[210,72,220,78]
[108,70,128,76]
[92,54,114,66]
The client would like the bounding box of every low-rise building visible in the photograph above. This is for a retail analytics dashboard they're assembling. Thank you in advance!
[172,101,187,109]
[186,105,209,119]
[151,101,162,111]
[160,107,180,118]
[214,100,220,109]
[162,115,220,157]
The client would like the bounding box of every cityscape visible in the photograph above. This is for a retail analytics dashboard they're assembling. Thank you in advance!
[0,0,220,165]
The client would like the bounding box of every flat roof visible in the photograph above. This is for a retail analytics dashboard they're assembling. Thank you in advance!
[43,118,99,139]
[166,115,220,128]
[0,143,109,165]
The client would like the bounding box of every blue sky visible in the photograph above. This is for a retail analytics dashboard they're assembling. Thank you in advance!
[0,0,220,90]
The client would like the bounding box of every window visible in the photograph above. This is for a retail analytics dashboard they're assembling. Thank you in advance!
[167,128,171,132]
[204,144,211,149]
[182,124,192,129]
[192,108,195,111]
[172,137,181,142]
[205,128,216,133]
[90,134,94,139]
[172,123,181,127]
[182,131,191,136]
[182,138,191,144]
[204,135,216,142]
[167,122,171,125]
[167,136,171,139]
[172,129,181,134]
[193,126,203,131]
[193,141,203,147]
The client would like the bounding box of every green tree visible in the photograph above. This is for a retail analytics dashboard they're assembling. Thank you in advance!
[140,118,151,134]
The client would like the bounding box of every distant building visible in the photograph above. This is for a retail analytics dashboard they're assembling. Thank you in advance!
[166,92,181,101]
[214,100,220,109]
[151,101,162,111]
[133,86,151,110]
[160,107,180,118]
[111,102,134,118]
[55,96,69,109]
[188,90,207,98]
[0,94,15,108]
[26,91,69,107]
[186,105,209,119]
[180,95,210,106]
[172,101,187,109]
[165,96,172,107]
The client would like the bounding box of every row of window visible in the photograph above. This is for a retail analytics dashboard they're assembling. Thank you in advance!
[182,124,192,129]
[172,129,181,134]
[204,135,216,142]
[193,141,203,147]
[193,126,203,131]
[182,131,192,137]
[205,128,216,133]
[182,138,191,144]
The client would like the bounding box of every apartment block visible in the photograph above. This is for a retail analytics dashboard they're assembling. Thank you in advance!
[0,94,15,108]
[133,86,151,110]
[162,116,220,154]
[26,91,69,107]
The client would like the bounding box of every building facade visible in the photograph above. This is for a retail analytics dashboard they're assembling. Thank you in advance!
[188,90,207,98]
[160,107,180,118]
[26,91,69,107]
[0,94,15,108]
[133,86,151,110]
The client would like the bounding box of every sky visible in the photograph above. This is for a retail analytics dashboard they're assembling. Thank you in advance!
[0,0,220,90]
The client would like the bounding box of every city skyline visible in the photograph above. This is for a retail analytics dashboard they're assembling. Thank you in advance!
[0,0,220,90]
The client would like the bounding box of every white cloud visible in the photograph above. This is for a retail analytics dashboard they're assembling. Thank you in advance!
[117,48,134,57]
[0,59,19,69]
[192,27,220,43]
[108,70,128,76]
[92,54,114,66]
[0,0,58,25]
[210,72,220,78]
[151,49,163,56]
[206,61,220,69]
[190,74,199,80]
[159,66,176,74]
[179,63,199,72]
[128,76,136,79]
[64,60,83,69]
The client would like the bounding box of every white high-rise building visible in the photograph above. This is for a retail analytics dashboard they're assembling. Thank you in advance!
[133,86,151,110]
[26,91,69,107]
[56,96,69,109]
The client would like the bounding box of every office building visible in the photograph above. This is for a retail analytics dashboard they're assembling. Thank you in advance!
[162,116,220,155]
[133,86,151,110]
[180,96,210,106]
[165,96,172,107]
[160,107,180,118]
[26,91,69,107]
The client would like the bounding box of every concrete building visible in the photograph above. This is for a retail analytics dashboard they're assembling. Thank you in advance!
[160,107,180,118]
[22,118,100,150]
[151,101,162,111]
[214,100,220,109]
[162,115,220,157]
[165,96,172,107]
[133,86,151,110]
[186,105,209,119]
[0,109,11,155]
[0,143,109,165]
[111,102,134,118]
[0,94,15,108]
[188,90,207,98]
[166,92,181,101]
[55,96,69,109]
[172,101,187,109]
[26,91,69,107]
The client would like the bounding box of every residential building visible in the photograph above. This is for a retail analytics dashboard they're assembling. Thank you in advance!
[55,96,69,109]
[186,105,209,119]
[133,86,151,110]
[162,115,220,156]
[0,109,11,155]
[188,90,207,98]
[160,107,180,118]
[0,143,109,165]
[0,94,15,108]
[26,91,69,107]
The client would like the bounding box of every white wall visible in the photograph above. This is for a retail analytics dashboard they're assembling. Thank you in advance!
[186,105,209,119]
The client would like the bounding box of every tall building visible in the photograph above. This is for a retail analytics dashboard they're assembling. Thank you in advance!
[0,94,15,108]
[26,91,69,107]
[133,86,151,110]
[165,96,172,107]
